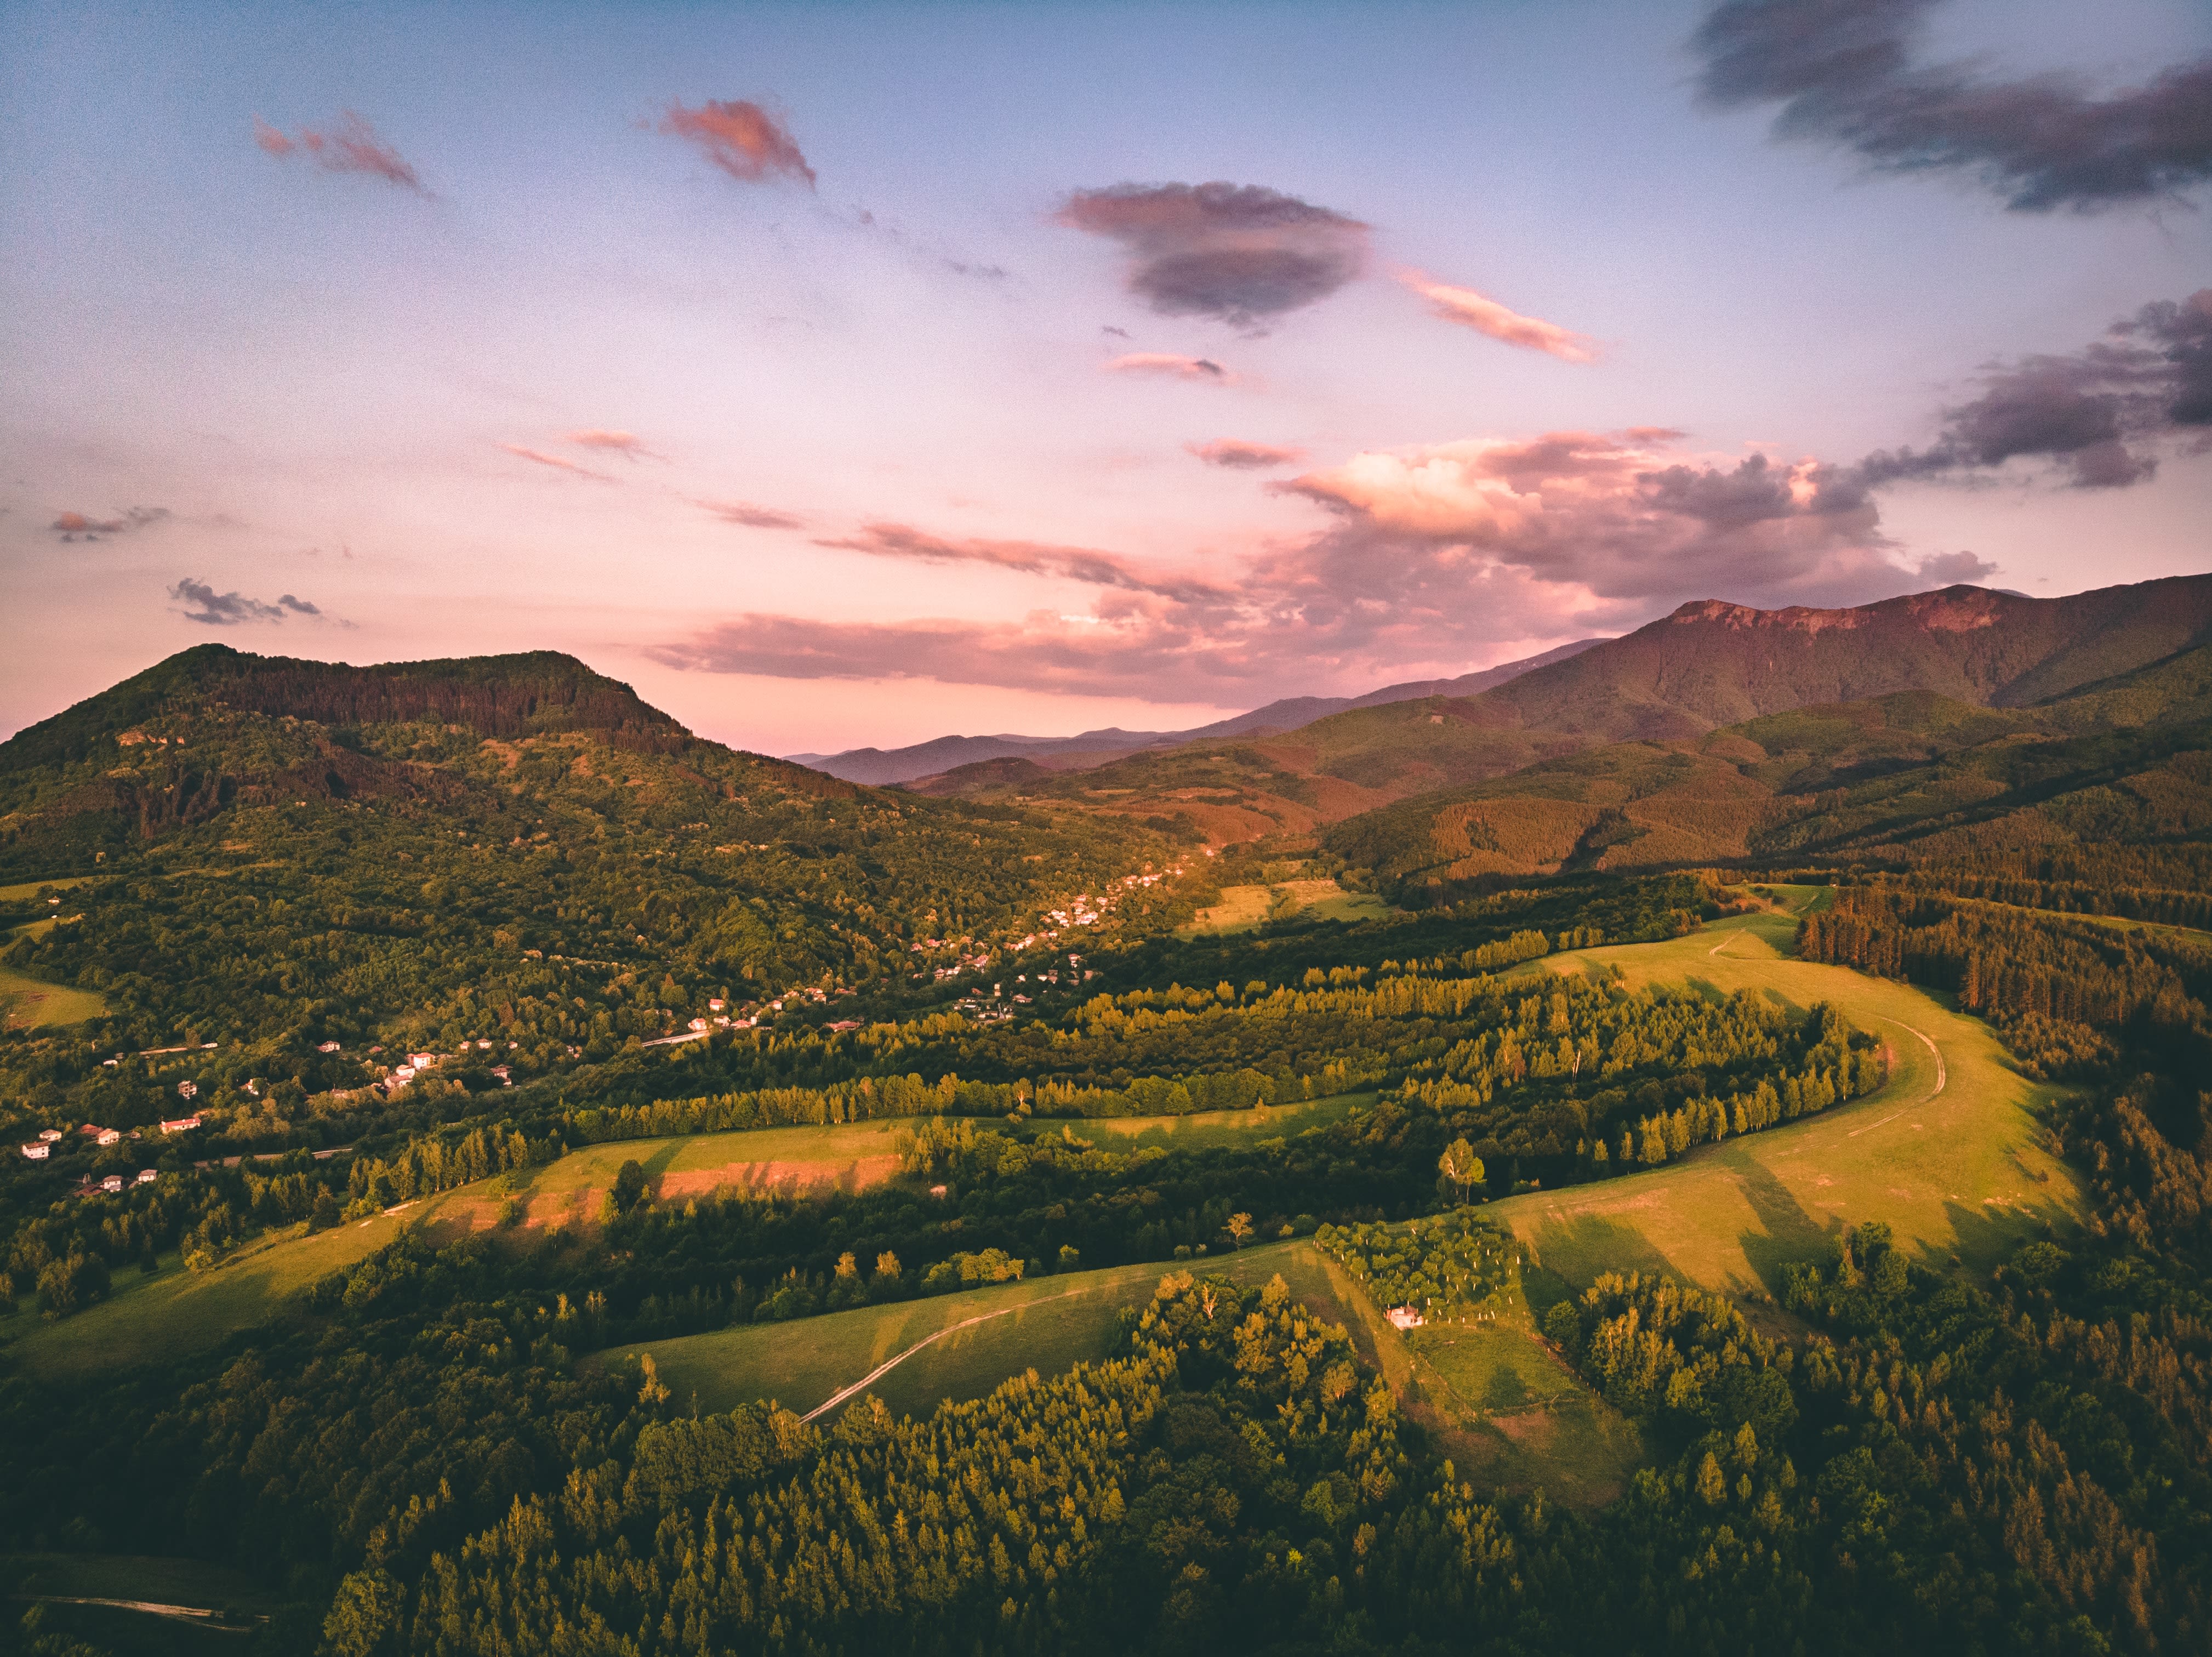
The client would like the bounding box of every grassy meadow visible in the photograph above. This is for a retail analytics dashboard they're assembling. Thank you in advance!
[1179,878,1393,935]
[594,1239,1344,1420]
[1489,906,2082,1307]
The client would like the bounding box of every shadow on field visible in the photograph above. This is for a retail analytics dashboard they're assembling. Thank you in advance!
[1530,1214,1675,1285]
[1732,1159,1835,1295]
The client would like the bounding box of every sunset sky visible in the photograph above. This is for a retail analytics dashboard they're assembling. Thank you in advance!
[4,0,2209,757]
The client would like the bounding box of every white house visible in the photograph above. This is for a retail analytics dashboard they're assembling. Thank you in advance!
[96,1128,121,1146]
[1387,1306,1426,1331]
[160,1114,202,1134]
[317,1040,342,1053]
[407,1052,437,1069]
[21,1142,49,1160]
[100,1174,124,1193]
[38,1128,62,1142]
[136,1169,157,1184]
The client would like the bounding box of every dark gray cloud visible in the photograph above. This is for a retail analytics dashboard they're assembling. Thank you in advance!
[1694,0,2212,210]
[1916,550,1999,584]
[1056,181,1367,327]
[170,579,322,627]
[1846,289,2212,492]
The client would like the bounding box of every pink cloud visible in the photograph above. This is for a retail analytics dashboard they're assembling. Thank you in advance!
[1108,352,1230,383]
[1398,271,1596,362]
[499,443,612,481]
[255,111,423,191]
[817,522,1229,603]
[1188,439,1305,469]
[49,506,168,540]
[660,99,815,188]
[566,429,650,458]
[701,500,806,530]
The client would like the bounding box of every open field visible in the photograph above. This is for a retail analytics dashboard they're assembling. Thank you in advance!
[1489,908,2082,1306]
[1066,1092,1364,1152]
[594,1239,1342,1420]
[1179,878,1393,935]
[0,1212,420,1379]
[0,876,95,904]
[1,1552,282,1613]
[0,1098,1371,1377]
[0,964,107,1028]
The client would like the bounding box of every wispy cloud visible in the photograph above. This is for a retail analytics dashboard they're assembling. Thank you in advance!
[50,506,168,542]
[1108,352,1230,383]
[1692,0,2212,211]
[700,499,806,529]
[498,443,613,481]
[253,111,423,191]
[816,522,1230,603]
[170,579,324,627]
[565,429,651,459]
[1188,439,1305,469]
[1398,271,1597,362]
[1057,181,1367,329]
[660,99,815,188]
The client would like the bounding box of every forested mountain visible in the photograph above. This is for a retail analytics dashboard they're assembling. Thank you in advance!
[0,644,1185,1130]
[907,577,2212,844]
[1325,637,2212,903]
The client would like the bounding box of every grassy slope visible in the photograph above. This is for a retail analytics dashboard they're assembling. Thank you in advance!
[594,1240,1343,1420]
[0,965,107,1029]
[0,1099,1366,1377]
[0,1214,415,1378]
[1181,880,1393,935]
[1487,907,2082,1304]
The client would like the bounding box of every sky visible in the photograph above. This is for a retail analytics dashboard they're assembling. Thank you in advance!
[3,0,2209,758]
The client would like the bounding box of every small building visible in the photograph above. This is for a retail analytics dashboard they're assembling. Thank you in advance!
[100,1175,124,1193]
[391,1064,417,1084]
[136,1169,157,1184]
[176,1080,198,1101]
[38,1128,62,1142]
[160,1114,202,1134]
[407,1052,437,1069]
[828,1019,862,1033]
[96,1128,121,1146]
[489,1066,512,1085]
[21,1142,49,1160]
[708,999,726,1012]
[688,1017,709,1032]
[317,1040,342,1053]
[1386,1306,1426,1331]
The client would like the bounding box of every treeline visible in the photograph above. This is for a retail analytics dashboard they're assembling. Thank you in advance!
[1797,884,2212,1078]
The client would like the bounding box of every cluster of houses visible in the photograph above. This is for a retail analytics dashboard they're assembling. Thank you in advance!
[16,1122,162,1193]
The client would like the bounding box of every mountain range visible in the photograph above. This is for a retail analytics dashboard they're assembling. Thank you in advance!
[890,577,2212,848]
[783,639,1606,785]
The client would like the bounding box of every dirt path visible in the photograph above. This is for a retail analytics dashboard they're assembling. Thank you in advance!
[799,1285,1094,1423]
[15,1596,262,1630]
[1846,1018,1945,1140]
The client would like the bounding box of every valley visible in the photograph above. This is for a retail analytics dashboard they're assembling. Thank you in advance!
[0,576,2205,1655]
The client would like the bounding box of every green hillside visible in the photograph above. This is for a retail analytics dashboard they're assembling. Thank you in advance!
[1327,654,2212,901]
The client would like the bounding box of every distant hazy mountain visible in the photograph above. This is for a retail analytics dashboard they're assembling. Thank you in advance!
[785,638,1609,785]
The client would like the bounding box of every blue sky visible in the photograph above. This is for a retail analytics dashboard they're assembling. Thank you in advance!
[4,0,2208,754]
